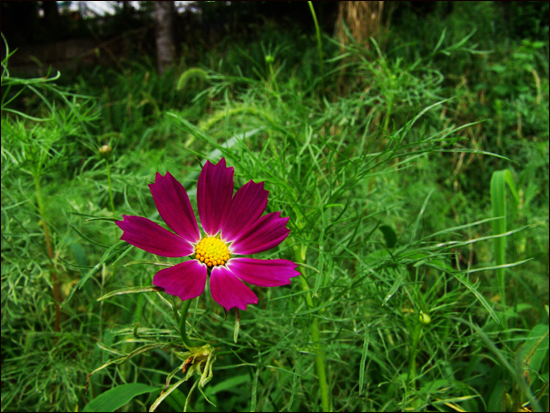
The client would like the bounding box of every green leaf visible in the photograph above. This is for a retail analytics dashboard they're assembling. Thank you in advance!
[67,241,132,302]
[70,242,88,268]
[453,317,541,412]
[86,344,167,387]
[82,383,158,412]
[97,286,165,301]
[379,224,397,249]
[205,374,251,396]
[503,169,520,205]
[521,324,549,379]
[460,258,532,274]
[295,262,320,273]
[234,309,240,344]
[150,376,190,412]
[359,330,369,395]
[382,271,404,306]
[164,389,187,412]
[177,67,209,90]
[123,260,175,268]
[487,380,507,412]
[452,272,500,324]
[491,170,507,281]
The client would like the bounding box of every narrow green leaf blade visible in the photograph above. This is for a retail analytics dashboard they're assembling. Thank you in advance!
[97,286,165,301]
[83,383,158,412]
[382,272,404,306]
[379,225,397,249]
[359,330,369,395]
[491,170,507,274]
[452,272,500,324]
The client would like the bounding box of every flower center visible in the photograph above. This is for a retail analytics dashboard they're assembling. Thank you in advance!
[194,237,230,267]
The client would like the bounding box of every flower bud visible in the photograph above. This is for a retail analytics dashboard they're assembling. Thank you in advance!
[99,145,112,159]
[418,311,431,325]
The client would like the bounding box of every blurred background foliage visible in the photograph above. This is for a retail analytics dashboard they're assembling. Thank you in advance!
[1,1,548,412]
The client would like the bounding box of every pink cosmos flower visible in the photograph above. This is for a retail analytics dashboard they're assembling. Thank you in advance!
[116,158,299,311]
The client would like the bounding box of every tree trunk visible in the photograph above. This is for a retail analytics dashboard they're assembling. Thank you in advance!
[335,1,385,50]
[334,2,392,94]
[42,0,60,32]
[155,1,175,75]
[42,0,60,21]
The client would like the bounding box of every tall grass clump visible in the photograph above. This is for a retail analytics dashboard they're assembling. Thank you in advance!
[2,3,548,411]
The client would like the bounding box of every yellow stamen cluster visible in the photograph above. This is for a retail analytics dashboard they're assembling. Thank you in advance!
[195,237,230,267]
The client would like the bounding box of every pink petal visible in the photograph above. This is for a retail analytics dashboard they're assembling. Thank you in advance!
[149,172,200,243]
[197,158,234,236]
[230,212,290,255]
[210,266,258,311]
[116,215,193,257]
[153,260,207,301]
[220,180,268,242]
[228,258,300,287]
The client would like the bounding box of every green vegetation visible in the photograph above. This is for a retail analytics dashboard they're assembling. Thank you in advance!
[2,2,548,412]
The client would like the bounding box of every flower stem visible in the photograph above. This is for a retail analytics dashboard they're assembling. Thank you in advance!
[34,173,60,335]
[178,298,196,349]
[268,62,279,92]
[295,244,331,412]
[408,322,421,390]
[105,159,115,214]
[105,159,118,241]
[384,97,393,133]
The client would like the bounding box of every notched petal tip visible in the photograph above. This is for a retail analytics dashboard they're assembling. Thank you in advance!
[198,158,234,236]
[221,179,269,242]
[149,171,200,243]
